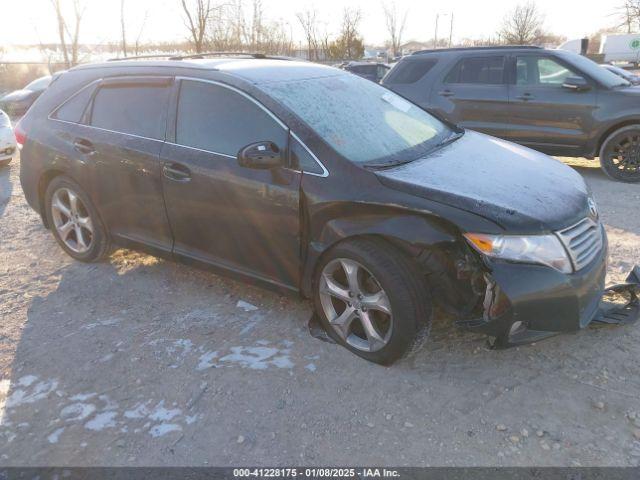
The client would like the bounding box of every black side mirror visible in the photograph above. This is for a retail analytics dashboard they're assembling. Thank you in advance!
[237,141,283,169]
[562,76,590,92]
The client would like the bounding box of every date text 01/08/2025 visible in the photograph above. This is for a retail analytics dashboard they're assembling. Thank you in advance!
[232,468,401,478]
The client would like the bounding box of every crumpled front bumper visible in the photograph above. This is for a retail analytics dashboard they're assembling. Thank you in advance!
[458,234,640,347]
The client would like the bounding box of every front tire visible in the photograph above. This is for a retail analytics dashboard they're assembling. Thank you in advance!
[313,238,432,365]
[45,176,110,262]
[599,125,640,183]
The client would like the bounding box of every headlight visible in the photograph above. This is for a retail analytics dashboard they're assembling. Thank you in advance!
[464,232,572,274]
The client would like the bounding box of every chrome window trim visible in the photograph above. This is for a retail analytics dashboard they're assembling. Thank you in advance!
[290,131,329,177]
[175,76,329,177]
[164,141,236,159]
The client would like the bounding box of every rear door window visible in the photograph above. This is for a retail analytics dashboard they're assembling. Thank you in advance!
[384,59,437,84]
[90,81,170,139]
[175,80,287,156]
[445,56,505,84]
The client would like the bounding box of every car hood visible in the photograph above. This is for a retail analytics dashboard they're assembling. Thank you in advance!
[375,131,590,233]
[0,90,33,102]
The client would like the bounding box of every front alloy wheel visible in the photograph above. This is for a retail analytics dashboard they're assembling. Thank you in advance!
[314,238,432,365]
[319,258,393,352]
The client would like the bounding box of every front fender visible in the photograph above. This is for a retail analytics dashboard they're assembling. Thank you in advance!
[300,212,459,297]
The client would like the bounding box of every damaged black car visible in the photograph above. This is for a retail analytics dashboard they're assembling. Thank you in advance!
[17,55,640,365]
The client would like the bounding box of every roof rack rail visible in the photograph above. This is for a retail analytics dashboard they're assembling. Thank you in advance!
[106,51,295,62]
[411,45,542,55]
[169,51,271,60]
[107,54,180,62]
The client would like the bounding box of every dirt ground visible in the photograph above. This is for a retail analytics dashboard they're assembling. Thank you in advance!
[0,154,639,467]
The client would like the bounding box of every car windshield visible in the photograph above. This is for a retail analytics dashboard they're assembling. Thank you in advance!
[563,53,631,88]
[24,75,52,91]
[261,73,452,165]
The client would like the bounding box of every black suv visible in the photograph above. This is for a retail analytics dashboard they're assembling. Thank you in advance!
[341,61,390,83]
[18,54,619,364]
[383,46,640,182]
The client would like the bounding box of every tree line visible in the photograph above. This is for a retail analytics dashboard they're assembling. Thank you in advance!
[43,0,636,69]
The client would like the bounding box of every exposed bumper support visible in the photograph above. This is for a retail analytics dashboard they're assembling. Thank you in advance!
[466,262,640,349]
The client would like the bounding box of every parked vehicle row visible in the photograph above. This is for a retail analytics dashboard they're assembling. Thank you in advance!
[0,74,59,118]
[383,46,640,182]
[338,61,391,83]
[17,54,636,364]
[0,110,16,166]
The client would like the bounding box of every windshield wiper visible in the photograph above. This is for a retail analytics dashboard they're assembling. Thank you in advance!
[363,130,465,170]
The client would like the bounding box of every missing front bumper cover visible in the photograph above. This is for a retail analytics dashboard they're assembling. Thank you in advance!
[486,265,640,349]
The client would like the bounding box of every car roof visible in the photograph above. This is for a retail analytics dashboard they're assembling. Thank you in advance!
[71,57,343,85]
[410,45,542,57]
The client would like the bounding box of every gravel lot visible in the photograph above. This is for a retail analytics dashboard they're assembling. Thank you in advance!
[0,154,639,467]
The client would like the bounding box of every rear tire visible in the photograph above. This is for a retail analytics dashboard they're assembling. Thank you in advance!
[45,176,110,262]
[599,125,640,183]
[313,237,432,365]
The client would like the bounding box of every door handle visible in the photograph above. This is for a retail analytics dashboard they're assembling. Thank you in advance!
[73,138,95,155]
[516,93,534,101]
[438,89,454,97]
[162,163,191,182]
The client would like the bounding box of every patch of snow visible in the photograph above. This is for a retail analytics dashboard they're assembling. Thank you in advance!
[219,346,294,370]
[6,378,58,408]
[18,375,37,387]
[148,401,181,422]
[84,411,118,431]
[60,403,96,422]
[69,393,96,402]
[197,351,218,371]
[47,427,65,444]
[124,402,150,419]
[82,317,121,330]
[236,300,258,312]
[305,363,317,372]
[149,423,182,437]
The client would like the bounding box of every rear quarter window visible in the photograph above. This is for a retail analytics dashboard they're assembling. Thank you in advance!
[51,83,97,123]
[384,59,437,84]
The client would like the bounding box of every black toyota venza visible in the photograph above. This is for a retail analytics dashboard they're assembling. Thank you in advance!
[17,54,627,364]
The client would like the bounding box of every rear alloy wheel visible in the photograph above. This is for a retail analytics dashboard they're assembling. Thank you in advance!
[314,238,432,365]
[45,176,110,262]
[600,126,640,183]
[51,187,94,254]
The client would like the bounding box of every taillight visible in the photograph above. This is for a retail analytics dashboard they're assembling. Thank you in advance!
[14,121,26,148]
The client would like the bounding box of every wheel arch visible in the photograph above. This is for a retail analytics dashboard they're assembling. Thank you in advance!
[38,168,68,228]
[597,119,640,156]
[300,212,461,298]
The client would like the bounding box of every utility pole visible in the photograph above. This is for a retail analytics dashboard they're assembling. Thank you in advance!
[449,12,454,47]
[434,14,439,48]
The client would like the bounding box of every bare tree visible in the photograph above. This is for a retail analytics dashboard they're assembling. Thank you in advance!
[340,7,364,59]
[618,1,640,32]
[296,9,320,60]
[181,0,219,53]
[382,2,407,58]
[120,0,127,57]
[499,1,544,45]
[50,0,85,68]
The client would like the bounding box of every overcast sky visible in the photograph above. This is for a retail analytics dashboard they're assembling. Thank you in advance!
[0,0,620,49]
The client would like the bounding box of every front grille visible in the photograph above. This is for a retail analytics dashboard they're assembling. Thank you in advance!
[556,217,604,272]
